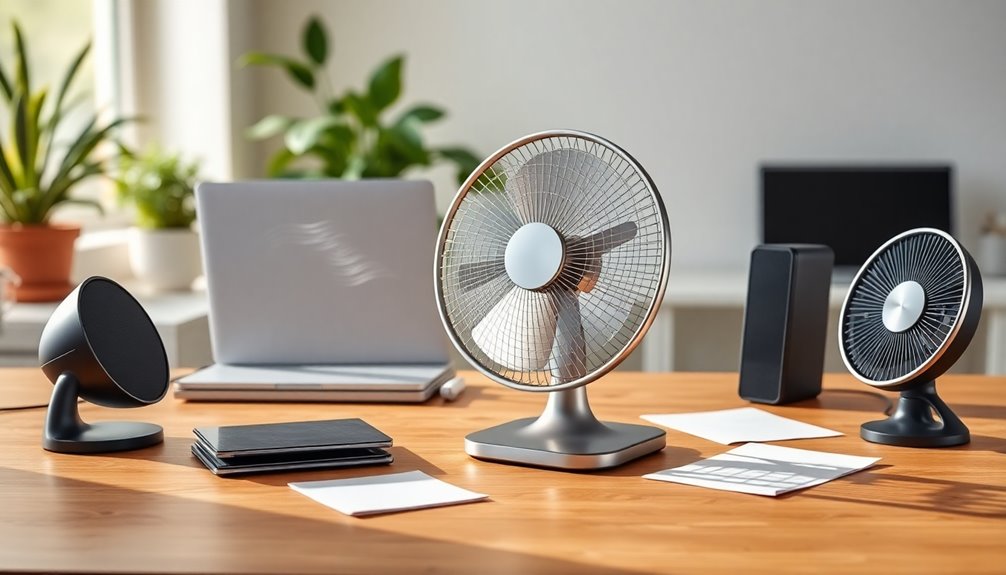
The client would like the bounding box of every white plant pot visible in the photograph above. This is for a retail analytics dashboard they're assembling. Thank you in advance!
[129,228,202,291]
[979,234,1006,277]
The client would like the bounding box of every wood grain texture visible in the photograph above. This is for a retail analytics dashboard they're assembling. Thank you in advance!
[0,368,1004,574]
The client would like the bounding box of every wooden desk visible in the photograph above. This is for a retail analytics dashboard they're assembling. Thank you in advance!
[1,369,1004,574]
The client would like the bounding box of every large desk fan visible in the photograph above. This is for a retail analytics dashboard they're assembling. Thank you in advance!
[434,130,670,470]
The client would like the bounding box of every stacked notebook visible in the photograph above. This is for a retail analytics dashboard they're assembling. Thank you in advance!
[191,418,394,476]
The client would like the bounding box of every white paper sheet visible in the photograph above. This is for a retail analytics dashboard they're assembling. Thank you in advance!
[644,443,879,496]
[641,407,842,444]
[289,470,489,516]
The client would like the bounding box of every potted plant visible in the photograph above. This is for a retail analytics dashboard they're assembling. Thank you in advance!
[115,147,202,292]
[0,21,129,301]
[240,15,481,184]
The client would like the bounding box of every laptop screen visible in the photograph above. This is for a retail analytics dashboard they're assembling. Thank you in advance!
[196,180,451,365]
[761,165,953,268]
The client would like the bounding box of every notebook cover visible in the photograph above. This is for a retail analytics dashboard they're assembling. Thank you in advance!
[193,418,392,458]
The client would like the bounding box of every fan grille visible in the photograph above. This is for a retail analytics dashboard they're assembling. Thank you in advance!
[841,230,966,384]
[437,132,668,389]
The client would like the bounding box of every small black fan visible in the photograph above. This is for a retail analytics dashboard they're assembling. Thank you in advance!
[839,228,983,447]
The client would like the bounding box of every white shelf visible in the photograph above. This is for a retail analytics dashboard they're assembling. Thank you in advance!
[646,268,1006,375]
[0,287,211,368]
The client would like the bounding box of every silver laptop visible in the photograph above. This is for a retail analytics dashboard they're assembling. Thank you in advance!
[174,180,453,402]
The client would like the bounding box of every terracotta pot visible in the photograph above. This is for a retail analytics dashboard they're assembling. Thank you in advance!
[0,224,81,302]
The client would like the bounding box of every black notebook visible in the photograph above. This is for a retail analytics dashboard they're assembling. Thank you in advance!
[194,418,393,458]
[191,442,392,476]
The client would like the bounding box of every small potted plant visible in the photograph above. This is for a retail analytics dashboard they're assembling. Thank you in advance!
[115,147,202,292]
[240,15,481,183]
[0,21,129,301]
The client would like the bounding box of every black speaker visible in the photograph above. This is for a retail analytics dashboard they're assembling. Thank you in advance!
[38,276,169,453]
[738,244,834,404]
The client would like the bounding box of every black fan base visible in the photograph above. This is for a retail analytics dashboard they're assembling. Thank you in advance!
[43,372,164,454]
[44,421,164,454]
[861,380,970,448]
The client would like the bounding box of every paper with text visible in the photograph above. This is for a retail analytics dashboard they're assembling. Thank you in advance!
[644,443,879,496]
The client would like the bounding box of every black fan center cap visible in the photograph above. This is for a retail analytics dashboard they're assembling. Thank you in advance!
[882,280,926,333]
[505,223,564,290]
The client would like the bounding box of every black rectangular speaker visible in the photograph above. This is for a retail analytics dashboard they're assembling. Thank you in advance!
[738,244,834,405]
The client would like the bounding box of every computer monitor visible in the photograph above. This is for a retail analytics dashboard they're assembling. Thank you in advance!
[761,165,953,269]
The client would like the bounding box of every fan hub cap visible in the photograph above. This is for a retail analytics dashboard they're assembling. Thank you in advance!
[505,222,565,290]
[882,280,926,333]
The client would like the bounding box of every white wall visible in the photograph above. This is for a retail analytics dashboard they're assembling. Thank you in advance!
[236,0,1006,269]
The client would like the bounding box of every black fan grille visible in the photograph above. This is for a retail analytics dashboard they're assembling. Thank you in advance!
[841,231,965,383]
[437,132,668,389]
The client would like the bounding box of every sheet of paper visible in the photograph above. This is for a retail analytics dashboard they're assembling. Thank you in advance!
[644,443,879,496]
[290,470,488,516]
[641,407,842,444]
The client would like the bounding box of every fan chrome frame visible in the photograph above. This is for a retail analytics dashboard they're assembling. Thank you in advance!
[434,130,670,469]
[838,227,979,390]
[434,129,672,394]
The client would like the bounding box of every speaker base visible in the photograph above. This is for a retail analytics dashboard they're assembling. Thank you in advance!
[44,421,164,454]
[43,372,165,454]
[464,387,665,470]
[861,380,969,448]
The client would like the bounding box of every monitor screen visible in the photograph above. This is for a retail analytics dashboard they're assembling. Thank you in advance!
[761,166,953,268]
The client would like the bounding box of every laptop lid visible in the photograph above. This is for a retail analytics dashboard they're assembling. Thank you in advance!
[196,179,449,365]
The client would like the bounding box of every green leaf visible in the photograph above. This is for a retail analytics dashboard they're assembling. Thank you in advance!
[12,21,30,94]
[59,197,105,215]
[343,155,365,179]
[12,92,31,182]
[343,91,377,126]
[285,116,343,155]
[437,147,484,185]
[266,148,296,177]
[245,115,293,140]
[23,88,48,186]
[239,52,315,89]
[303,17,327,65]
[0,57,11,101]
[44,117,131,216]
[0,136,17,193]
[367,55,403,112]
[41,55,91,181]
[37,162,105,223]
[397,104,444,124]
[327,98,345,115]
[50,42,90,121]
[385,123,427,165]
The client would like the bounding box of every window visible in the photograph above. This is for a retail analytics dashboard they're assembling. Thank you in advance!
[0,0,128,228]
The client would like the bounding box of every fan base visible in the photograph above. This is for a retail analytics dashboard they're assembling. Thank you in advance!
[860,380,970,448]
[465,418,665,470]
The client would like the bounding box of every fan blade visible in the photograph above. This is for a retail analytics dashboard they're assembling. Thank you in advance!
[548,289,587,382]
[505,154,548,224]
[563,221,638,292]
[471,287,559,371]
[570,221,638,257]
[457,258,506,292]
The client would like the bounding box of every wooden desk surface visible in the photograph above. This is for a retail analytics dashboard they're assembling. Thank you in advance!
[1,369,1004,574]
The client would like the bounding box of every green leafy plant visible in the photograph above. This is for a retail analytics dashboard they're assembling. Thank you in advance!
[115,147,199,229]
[241,16,481,183]
[0,20,128,225]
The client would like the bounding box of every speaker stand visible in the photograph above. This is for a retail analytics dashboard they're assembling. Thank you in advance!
[43,373,164,454]
[861,380,970,447]
[465,387,666,470]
